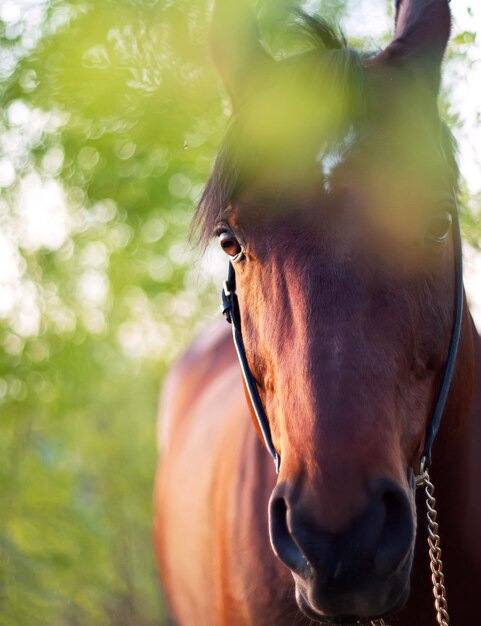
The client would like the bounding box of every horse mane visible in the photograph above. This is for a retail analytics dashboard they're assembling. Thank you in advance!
[294,11,347,51]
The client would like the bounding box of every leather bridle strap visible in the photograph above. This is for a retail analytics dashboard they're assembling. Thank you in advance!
[222,263,281,472]
[420,203,464,472]
[221,204,463,476]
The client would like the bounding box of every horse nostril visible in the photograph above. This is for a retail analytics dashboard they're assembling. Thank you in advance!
[268,495,311,577]
[373,479,414,578]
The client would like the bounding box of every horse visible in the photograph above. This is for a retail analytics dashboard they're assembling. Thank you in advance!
[154,0,481,624]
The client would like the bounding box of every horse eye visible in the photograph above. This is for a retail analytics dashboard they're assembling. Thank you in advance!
[219,232,242,258]
[426,211,452,246]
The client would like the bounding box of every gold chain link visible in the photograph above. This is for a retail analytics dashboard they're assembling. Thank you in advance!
[416,468,450,626]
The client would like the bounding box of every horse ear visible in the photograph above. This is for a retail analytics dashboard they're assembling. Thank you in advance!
[374,0,451,93]
[210,0,273,107]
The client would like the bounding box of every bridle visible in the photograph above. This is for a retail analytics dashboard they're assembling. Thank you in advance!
[221,202,463,477]
[220,200,464,626]
[221,261,281,472]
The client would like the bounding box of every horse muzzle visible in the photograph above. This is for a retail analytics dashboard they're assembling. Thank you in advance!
[268,476,415,621]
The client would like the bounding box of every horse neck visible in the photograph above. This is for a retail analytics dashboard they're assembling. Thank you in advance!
[433,312,481,564]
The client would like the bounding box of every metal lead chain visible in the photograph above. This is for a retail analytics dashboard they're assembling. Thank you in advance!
[371,467,450,626]
[416,468,450,626]
[364,465,450,626]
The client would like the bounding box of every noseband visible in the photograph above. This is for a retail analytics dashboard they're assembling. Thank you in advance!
[220,201,464,626]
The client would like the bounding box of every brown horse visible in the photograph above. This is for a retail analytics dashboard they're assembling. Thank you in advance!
[154,0,481,624]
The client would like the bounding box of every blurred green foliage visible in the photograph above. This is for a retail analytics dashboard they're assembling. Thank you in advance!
[1,2,226,624]
[0,1,479,625]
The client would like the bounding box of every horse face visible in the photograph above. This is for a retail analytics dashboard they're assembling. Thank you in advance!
[198,0,470,622]
[220,169,455,619]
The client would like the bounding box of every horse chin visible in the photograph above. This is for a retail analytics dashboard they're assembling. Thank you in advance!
[294,575,411,625]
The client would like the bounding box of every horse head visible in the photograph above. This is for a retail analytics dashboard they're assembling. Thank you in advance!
[194,0,476,621]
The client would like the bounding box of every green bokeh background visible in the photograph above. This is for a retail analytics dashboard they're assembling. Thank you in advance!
[0,1,479,625]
